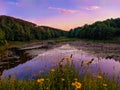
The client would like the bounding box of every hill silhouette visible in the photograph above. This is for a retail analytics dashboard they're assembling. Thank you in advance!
[0,15,67,44]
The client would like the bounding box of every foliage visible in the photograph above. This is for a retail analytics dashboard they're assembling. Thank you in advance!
[68,18,120,40]
[0,56,120,90]
[0,15,67,44]
[52,37,79,43]
[0,29,5,45]
[1,15,120,44]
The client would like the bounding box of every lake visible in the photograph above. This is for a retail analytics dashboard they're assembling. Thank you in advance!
[1,44,120,80]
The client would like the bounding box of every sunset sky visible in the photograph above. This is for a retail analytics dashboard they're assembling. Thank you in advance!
[0,0,120,30]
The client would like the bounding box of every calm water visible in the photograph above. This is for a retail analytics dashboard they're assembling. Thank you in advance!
[1,44,120,80]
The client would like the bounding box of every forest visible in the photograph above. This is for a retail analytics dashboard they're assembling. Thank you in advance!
[68,18,120,39]
[0,15,120,45]
[0,15,67,45]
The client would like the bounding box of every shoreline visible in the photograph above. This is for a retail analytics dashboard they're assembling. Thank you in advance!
[69,40,120,61]
[21,40,120,61]
[0,39,120,75]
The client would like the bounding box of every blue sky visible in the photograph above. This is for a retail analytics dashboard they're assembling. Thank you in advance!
[0,0,120,30]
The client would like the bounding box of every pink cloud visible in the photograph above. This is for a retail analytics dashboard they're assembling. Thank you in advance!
[30,11,94,30]
[48,7,78,14]
[86,6,100,10]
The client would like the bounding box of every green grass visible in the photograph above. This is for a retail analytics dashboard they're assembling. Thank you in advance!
[0,40,40,50]
[0,37,78,49]
[0,56,120,90]
[8,40,41,47]
[51,37,79,43]
[0,36,119,50]
[80,37,120,44]
[0,40,40,59]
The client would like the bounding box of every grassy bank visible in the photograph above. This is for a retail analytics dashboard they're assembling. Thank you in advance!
[51,37,79,43]
[0,56,120,90]
[0,37,78,49]
[0,40,40,51]
[0,37,119,50]
[80,37,120,44]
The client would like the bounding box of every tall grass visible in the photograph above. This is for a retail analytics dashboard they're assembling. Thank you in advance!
[0,55,120,90]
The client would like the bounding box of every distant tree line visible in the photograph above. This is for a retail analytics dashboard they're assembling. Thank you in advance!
[0,15,120,45]
[68,18,120,39]
[0,16,67,45]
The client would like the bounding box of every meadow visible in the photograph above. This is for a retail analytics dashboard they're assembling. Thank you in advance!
[0,55,120,90]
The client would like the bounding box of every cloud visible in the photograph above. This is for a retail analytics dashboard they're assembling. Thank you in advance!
[7,2,19,6]
[7,0,36,7]
[85,6,100,10]
[48,7,78,14]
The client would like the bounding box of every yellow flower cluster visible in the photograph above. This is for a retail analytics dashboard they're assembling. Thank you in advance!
[97,75,102,79]
[74,78,78,81]
[65,56,70,62]
[85,61,91,65]
[50,69,55,72]
[61,78,65,81]
[37,78,44,84]
[103,83,107,87]
[72,81,82,89]
[85,59,94,66]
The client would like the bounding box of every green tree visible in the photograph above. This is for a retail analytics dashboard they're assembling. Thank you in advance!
[0,29,5,45]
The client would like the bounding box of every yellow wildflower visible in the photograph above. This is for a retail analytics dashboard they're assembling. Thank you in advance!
[65,56,70,62]
[61,78,65,81]
[85,61,90,65]
[46,87,49,90]
[50,69,55,72]
[75,82,82,89]
[72,81,82,89]
[103,83,107,87]
[37,78,44,84]
[74,78,78,81]
[72,82,75,86]
[97,75,102,79]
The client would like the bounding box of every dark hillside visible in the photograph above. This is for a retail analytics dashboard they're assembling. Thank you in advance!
[68,18,120,40]
[0,15,67,44]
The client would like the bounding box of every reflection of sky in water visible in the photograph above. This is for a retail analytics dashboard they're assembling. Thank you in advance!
[1,44,120,80]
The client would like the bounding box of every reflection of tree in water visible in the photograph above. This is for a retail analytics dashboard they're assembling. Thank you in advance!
[1,44,120,80]
[69,41,120,63]
[0,48,32,76]
[105,54,120,62]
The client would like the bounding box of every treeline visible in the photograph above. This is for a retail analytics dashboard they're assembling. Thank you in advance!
[68,18,120,39]
[0,15,67,44]
[1,15,120,45]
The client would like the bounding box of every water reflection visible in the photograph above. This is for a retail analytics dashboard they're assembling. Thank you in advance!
[1,44,120,80]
